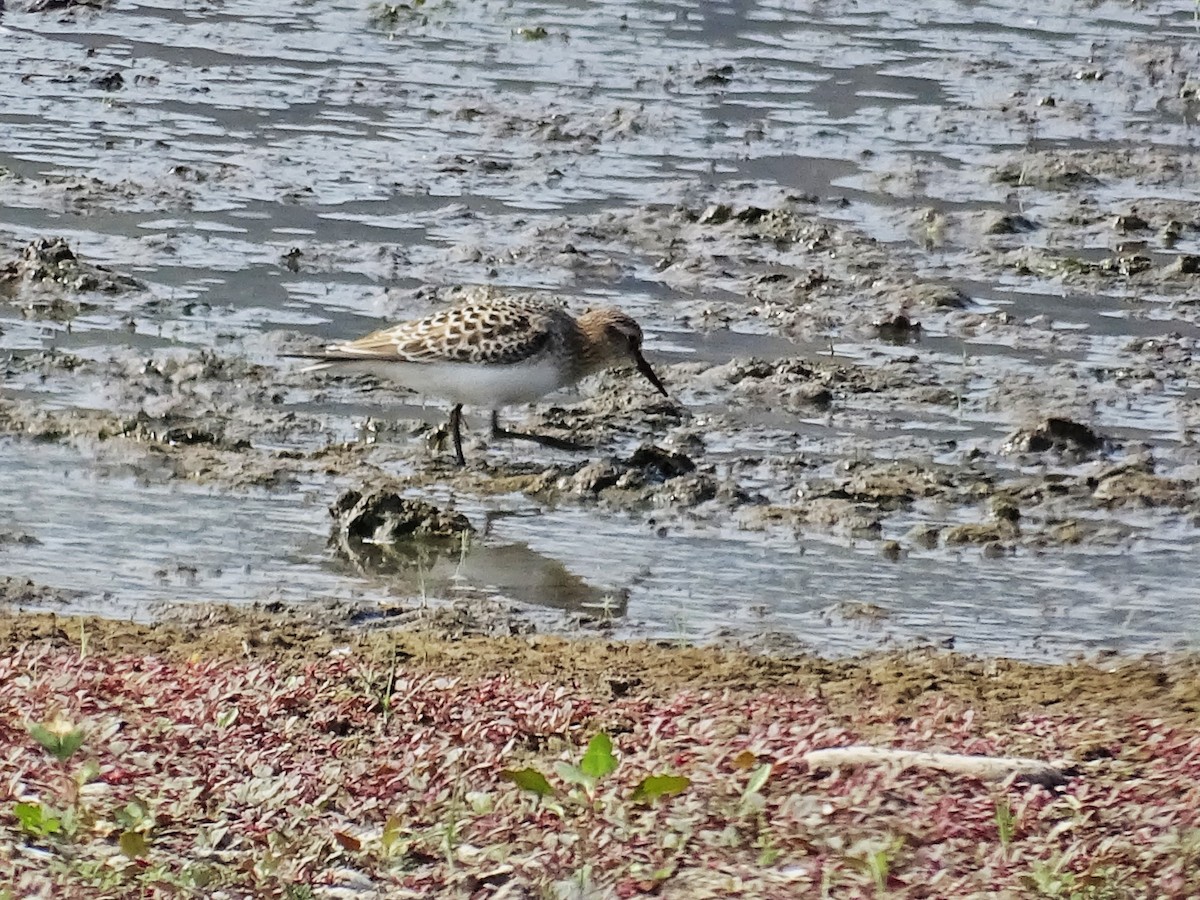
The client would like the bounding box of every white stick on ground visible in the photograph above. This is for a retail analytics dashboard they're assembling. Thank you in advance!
[803,746,1071,788]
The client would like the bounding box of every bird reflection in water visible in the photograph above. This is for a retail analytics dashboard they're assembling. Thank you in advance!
[331,509,627,621]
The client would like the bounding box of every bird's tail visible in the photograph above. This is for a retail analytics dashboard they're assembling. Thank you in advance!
[279,350,339,374]
[282,350,395,375]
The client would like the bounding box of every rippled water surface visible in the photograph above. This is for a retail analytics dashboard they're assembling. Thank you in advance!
[3,0,1200,658]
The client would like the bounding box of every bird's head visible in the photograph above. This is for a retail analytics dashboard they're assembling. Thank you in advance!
[580,308,668,397]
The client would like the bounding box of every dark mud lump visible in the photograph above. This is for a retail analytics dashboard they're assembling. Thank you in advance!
[330,489,473,544]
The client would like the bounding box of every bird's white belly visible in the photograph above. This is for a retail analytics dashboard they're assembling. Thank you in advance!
[331,359,569,408]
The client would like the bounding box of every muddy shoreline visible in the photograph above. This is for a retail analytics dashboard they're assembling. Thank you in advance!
[9,595,1200,734]
[5,600,1199,724]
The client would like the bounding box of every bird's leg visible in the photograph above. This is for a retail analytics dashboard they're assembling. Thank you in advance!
[490,410,587,453]
[449,404,466,466]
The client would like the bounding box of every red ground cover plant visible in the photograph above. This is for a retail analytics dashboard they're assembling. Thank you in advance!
[2,642,1199,898]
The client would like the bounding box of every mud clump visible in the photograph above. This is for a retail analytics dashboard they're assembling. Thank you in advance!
[839,461,976,509]
[1113,213,1150,233]
[1092,471,1193,509]
[568,444,699,497]
[703,357,835,412]
[873,312,922,344]
[984,212,1038,235]
[90,71,124,91]
[24,0,109,10]
[905,524,942,549]
[1003,417,1105,457]
[627,444,696,481]
[0,577,85,607]
[1167,254,1200,275]
[331,489,473,543]
[1,237,141,293]
[0,531,41,548]
[941,522,1015,546]
[114,413,252,451]
[997,147,1200,188]
[994,158,1102,190]
[892,282,969,310]
[0,237,142,320]
[1098,254,1152,276]
[329,488,475,577]
[690,200,829,247]
[799,498,883,539]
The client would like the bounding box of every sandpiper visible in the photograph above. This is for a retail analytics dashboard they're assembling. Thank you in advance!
[289,296,668,465]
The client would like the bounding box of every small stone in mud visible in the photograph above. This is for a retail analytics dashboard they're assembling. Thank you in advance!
[873,313,921,344]
[985,213,1038,235]
[993,160,1102,190]
[1003,417,1104,456]
[0,531,41,547]
[836,600,889,621]
[697,203,734,226]
[627,444,695,483]
[1099,254,1151,276]
[990,499,1021,525]
[330,489,473,543]
[1113,213,1150,233]
[1168,255,1200,275]
[570,460,623,495]
[942,523,1010,545]
[906,524,941,549]
[90,71,124,91]
[694,64,734,87]
[897,283,968,310]
[1092,472,1189,509]
[26,0,108,10]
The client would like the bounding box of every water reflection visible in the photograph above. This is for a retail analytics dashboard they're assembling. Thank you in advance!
[331,511,626,620]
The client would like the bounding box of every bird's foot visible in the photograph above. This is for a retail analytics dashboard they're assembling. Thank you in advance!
[492,426,588,453]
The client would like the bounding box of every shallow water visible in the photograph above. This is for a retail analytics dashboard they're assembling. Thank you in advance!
[6,439,1200,657]
[3,0,1200,658]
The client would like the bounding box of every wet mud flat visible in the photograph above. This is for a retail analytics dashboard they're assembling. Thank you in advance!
[3,604,1200,897]
[3,0,1200,657]
[3,5,1200,895]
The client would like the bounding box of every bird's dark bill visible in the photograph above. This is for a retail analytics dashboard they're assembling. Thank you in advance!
[634,351,669,397]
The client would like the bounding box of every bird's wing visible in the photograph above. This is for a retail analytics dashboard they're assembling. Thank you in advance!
[320,301,561,365]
